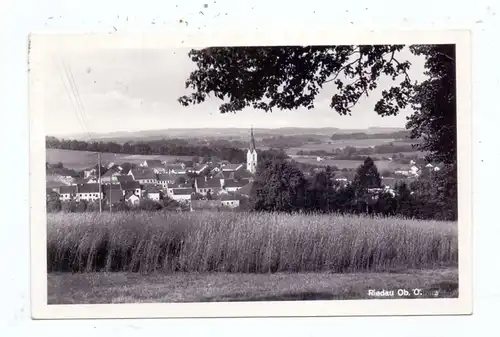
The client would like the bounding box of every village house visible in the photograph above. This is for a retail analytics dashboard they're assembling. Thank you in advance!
[170,188,193,203]
[191,163,209,175]
[215,169,252,181]
[221,163,244,172]
[59,185,78,201]
[116,174,134,184]
[194,177,222,196]
[83,167,97,179]
[409,165,420,176]
[100,168,122,184]
[215,170,235,180]
[425,163,442,172]
[119,180,142,196]
[158,173,184,188]
[221,178,250,192]
[76,183,102,202]
[234,180,254,197]
[190,200,223,212]
[140,159,167,173]
[85,176,99,184]
[381,177,397,189]
[165,163,187,174]
[128,168,158,184]
[220,193,244,208]
[143,184,162,201]
[124,191,140,206]
[394,169,410,176]
[334,171,356,186]
[210,166,221,174]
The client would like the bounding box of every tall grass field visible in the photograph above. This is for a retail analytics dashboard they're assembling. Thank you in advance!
[47,212,458,274]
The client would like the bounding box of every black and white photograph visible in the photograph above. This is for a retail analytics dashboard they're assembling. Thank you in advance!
[29,31,472,318]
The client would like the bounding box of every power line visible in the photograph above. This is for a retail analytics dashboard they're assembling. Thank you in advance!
[61,61,92,142]
[65,63,90,136]
[58,65,88,140]
[58,58,104,212]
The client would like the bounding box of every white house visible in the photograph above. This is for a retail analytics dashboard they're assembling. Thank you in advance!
[59,185,78,201]
[158,173,184,188]
[129,169,158,184]
[195,177,222,196]
[100,168,122,184]
[165,163,187,174]
[144,185,162,201]
[76,183,103,202]
[409,165,420,176]
[140,160,167,173]
[170,188,193,203]
[220,193,242,208]
[221,178,250,192]
[125,192,140,206]
[119,180,142,197]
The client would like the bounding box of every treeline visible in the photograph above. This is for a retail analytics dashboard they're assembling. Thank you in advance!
[249,157,456,221]
[330,130,411,140]
[46,136,247,163]
[260,135,321,149]
[297,143,420,159]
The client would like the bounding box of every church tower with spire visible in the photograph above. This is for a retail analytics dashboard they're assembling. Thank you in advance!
[247,127,258,174]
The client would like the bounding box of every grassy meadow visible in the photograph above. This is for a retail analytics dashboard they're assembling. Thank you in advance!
[48,211,457,273]
[46,148,192,170]
[47,211,458,303]
[48,268,458,304]
[286,138,398,154]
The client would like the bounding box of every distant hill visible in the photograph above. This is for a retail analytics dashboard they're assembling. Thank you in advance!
[50,127,406,142]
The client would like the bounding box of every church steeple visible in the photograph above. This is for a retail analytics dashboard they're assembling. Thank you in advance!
[247,126,258,174]
[249,126,256,151]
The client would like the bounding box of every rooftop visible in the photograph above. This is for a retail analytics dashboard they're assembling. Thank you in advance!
[119,180,141,190]
[172,188,194,196]
[130,169,157,180]
[78,183,101,193]
[222,163,244,171]
[196,177,222,189]
[223,178,250,188]
[144,160,164,168]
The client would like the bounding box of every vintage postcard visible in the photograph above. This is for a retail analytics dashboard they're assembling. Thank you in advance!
[29,30,472,319]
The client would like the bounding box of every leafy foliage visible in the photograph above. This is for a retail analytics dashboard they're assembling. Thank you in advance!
[352,157,382,191]
[178,44,458,220]
[178,45,412,115]
[250,160,308,212]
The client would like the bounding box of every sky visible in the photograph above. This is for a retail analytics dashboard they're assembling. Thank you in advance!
[38,44,428,137]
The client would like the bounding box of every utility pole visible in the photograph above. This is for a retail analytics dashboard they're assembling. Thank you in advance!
[109,182,112,212]
[97,152,102,213]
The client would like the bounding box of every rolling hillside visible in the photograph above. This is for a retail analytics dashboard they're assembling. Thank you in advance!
[46,148,192,171]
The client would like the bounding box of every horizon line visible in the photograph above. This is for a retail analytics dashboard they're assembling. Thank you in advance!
[47,126,407,137]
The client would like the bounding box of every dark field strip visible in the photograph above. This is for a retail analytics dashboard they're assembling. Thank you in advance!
[48,268,459,304]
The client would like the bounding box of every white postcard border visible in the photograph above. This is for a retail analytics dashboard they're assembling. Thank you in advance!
[29,29,472,319]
